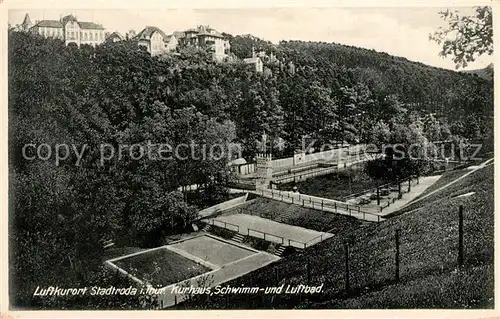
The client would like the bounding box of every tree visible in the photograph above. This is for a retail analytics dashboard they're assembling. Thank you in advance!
[430,7,493,69]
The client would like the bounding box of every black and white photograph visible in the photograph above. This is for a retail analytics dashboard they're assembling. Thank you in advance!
[2,0,496,315]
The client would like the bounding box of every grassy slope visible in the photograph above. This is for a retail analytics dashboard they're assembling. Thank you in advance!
[411,169,471,202]
[398,164,493,214]
[180,165,494,309]
[241,198,361,233]
[278,172,377,201]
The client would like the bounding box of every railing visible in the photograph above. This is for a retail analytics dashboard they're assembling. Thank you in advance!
[287,238,307,249]
[247,228,285,245]
[209,219,240,232]
[244,225,329,249]
[304,233,325,248]
[259,188,382,222]
[274,166,339,184]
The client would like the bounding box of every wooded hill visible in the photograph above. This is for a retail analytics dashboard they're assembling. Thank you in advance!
[8,31,493,309]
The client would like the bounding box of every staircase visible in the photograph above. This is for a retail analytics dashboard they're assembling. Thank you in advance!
[274,245,287,257]
[232,233,245,243]
[201,224,211,232]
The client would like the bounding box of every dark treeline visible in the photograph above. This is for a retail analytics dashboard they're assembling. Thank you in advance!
[8,31,493,309]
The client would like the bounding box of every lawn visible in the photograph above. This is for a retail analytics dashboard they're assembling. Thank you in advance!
[169,235,255,266]
[178,164,494,309]
[277,171,377,201]
[113,248,210,287]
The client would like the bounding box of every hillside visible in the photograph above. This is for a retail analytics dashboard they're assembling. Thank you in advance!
[229,35,493,121]
[9,30,494,309]
[177,164,494,309]
[463,63,494,81]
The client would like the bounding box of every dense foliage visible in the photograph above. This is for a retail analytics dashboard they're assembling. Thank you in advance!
[9,29,493,309]
[430,6,493,69]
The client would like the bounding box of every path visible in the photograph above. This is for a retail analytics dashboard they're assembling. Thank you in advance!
[398,158,494,211]
[374,175,442,215]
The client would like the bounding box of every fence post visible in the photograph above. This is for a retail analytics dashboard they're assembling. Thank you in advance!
[398,178,402,199]
[334,202,337,212]
[458,205,464,267]
[302,199,305,207]
[395,228,400,283]
[408,178,411,192]
[377,186,380,205]
[344,242,350,293]
[292,197,294,204]
[307,257,311,284]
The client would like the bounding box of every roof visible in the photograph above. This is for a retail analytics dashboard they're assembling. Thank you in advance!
[61,14,77,25]
[135,26,167,40]
[164,34,177,42]
[243,57,261,64]
[197,30,224,38]
[34,20,63,28]
[172,31,185,38]
[78,21,105,30]
[106,31,124,40]
[178,26,225,39]
[32,18,104,29]
[22,13,32,26]
[229,158,247,166]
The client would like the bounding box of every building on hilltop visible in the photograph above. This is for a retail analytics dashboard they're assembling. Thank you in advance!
[243,57,263,73]
[243,46,263,72]
[19,13,33,31]
[164,34,179,52]
[174,25,230,61]
[135,26,178,56]
[26,14,105,47]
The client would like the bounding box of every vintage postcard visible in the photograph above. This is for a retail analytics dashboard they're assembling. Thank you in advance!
[0,0,497,317]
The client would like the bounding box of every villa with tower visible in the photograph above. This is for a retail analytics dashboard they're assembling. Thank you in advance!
[15,13,106,47]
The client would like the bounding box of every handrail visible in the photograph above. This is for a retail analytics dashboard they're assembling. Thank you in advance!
[210,219,240,232]
[260,188,381,221]
[304,233,324,248]
[247,227,285,245]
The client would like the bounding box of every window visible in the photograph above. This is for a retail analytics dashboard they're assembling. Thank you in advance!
[90,33,93,41]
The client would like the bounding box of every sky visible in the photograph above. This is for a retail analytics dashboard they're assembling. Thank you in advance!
[8,7,493,71]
